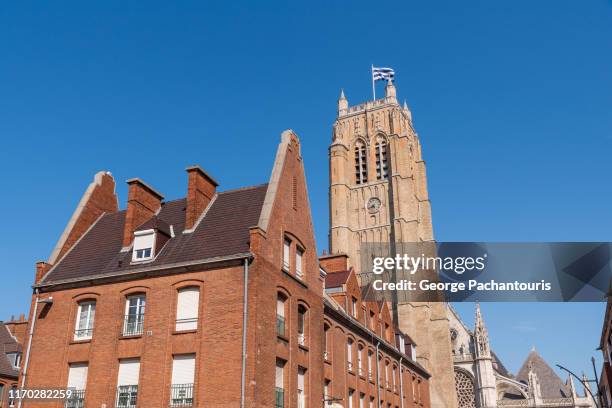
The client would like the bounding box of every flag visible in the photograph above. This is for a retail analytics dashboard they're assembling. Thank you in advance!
[372,66,395,82]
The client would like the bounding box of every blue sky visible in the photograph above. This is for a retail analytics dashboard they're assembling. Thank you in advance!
[1,0,611,383]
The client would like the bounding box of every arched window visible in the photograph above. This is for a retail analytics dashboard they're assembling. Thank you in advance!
[454,370,476,408]
[297,304,308,346]
[347,338,354,371]
[74,300,96,340]
[277,293,287,337]
[354,141,367,184]
[323,323,331,360]
[375,139,389,180]
[176,287,200,331]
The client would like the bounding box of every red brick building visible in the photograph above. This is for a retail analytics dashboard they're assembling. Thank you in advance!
[599,296,612,408]
[19,130,429,408]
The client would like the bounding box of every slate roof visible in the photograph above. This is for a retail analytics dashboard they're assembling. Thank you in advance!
[516,349,570,398]
[41,184,268,285]
[492,351,512,378]
[0,323,19,379]
[324,270,352,288]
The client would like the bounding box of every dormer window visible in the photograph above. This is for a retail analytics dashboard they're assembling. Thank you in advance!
[132,229,156,262]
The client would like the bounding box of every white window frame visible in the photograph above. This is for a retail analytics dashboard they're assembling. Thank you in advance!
[123,295,146,336]
[296,247,304,278]
[74,301,96,340]
[283,238,291,271]
[297,367,306,408]
[132,229,156,262]
[175,287,200,332]
[347,339,353,371]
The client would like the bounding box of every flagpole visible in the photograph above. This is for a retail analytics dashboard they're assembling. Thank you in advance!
[371,64,376,100]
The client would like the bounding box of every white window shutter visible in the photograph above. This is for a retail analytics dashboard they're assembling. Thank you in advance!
[176,288,200,331]
[275,361,284,388]
[297,369,305,390]
[296,249,303,277]
[117,359,140,386]
[67,363,88,390]
[171,355,196,385]
[283,239,290,269]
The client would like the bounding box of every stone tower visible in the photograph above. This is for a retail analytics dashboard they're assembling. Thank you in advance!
[329,80,457,407]
[473,304,498,407]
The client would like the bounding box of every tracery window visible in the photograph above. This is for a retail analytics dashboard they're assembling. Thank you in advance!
[454,370,476,408]
[355,141,367,184]
[375,139,389,180]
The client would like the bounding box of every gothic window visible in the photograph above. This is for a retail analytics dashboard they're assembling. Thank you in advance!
[454,370,476,408]
[375,140,389,180]
[354,141,367,184]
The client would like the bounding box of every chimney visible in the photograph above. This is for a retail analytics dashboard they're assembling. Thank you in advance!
[122,178,164,247]
[35,261,52,284]
[185,165,218,230]
[319,253,349,273]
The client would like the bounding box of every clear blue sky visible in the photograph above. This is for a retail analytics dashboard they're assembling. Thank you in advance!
[1,0,610,385]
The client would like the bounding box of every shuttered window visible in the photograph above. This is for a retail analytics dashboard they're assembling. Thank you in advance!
[171,355,196,385]
[295,248,303,278]
[176,288,200,331]
[67,363,88,390]
[275,359,284,389]
[283,239,291,270]
[117,359,140,386]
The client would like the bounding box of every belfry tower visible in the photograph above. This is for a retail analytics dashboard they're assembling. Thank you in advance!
[329,80,457,407]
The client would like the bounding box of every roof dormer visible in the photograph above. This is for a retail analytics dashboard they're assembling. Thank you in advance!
[131,218,172,263]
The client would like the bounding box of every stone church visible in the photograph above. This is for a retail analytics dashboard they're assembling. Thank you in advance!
[327,80,596,408]
[449,304,596,408]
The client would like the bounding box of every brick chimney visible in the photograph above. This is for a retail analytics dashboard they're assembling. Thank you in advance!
[185,165,218,230]
[48,171,119,265]
[319,253,349,273]
[122,178,164,247]
[35,261,52,284]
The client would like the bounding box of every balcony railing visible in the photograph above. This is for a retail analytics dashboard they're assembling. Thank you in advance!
[170,383,194,407]
[65,390,85,408]
[74,328,93,340]
[277,315,285,337]
[275,387,284,408]
[116,385,138,408]
[122,314,144,336]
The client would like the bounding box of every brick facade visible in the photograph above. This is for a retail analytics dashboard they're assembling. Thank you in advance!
[18,130,430,408]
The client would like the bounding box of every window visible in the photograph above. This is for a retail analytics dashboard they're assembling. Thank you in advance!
[170,355,195,407]
[66,363,88,408]
[176,288,199,331]
[357,344,363,375]
[297,305,307,346]
[277,294,287,337]
[368,350,373,379]
[347,339,353,371]
[74,301,96,340]
[283,238,291,271]
[275,359,285,408]
[351,296,358,317]
[392,366,397,391]
[296,248,304,278]
[297,367,306,408]
[116,359,140,408]
[359,393,365,408]
[6,352,21,369]
[323,379,330,404]
[0,384,4,406]
[323,323,330,360]
[123,295,145,336]
[348,389,354,408]
[369,311,375,330]
[369,397,375,408]
[354,141,367,184]
[385,361,389,388]
[132,230,155,262]
[375,140,389,180]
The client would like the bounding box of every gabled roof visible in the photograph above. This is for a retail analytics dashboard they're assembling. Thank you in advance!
[40,184,268,285]
[516,349,570,398]
[0,323,19,379]
[324,270,352,289]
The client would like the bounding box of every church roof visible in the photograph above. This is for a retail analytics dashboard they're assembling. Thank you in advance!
[516,349,570,398]
[491,351,512,378]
